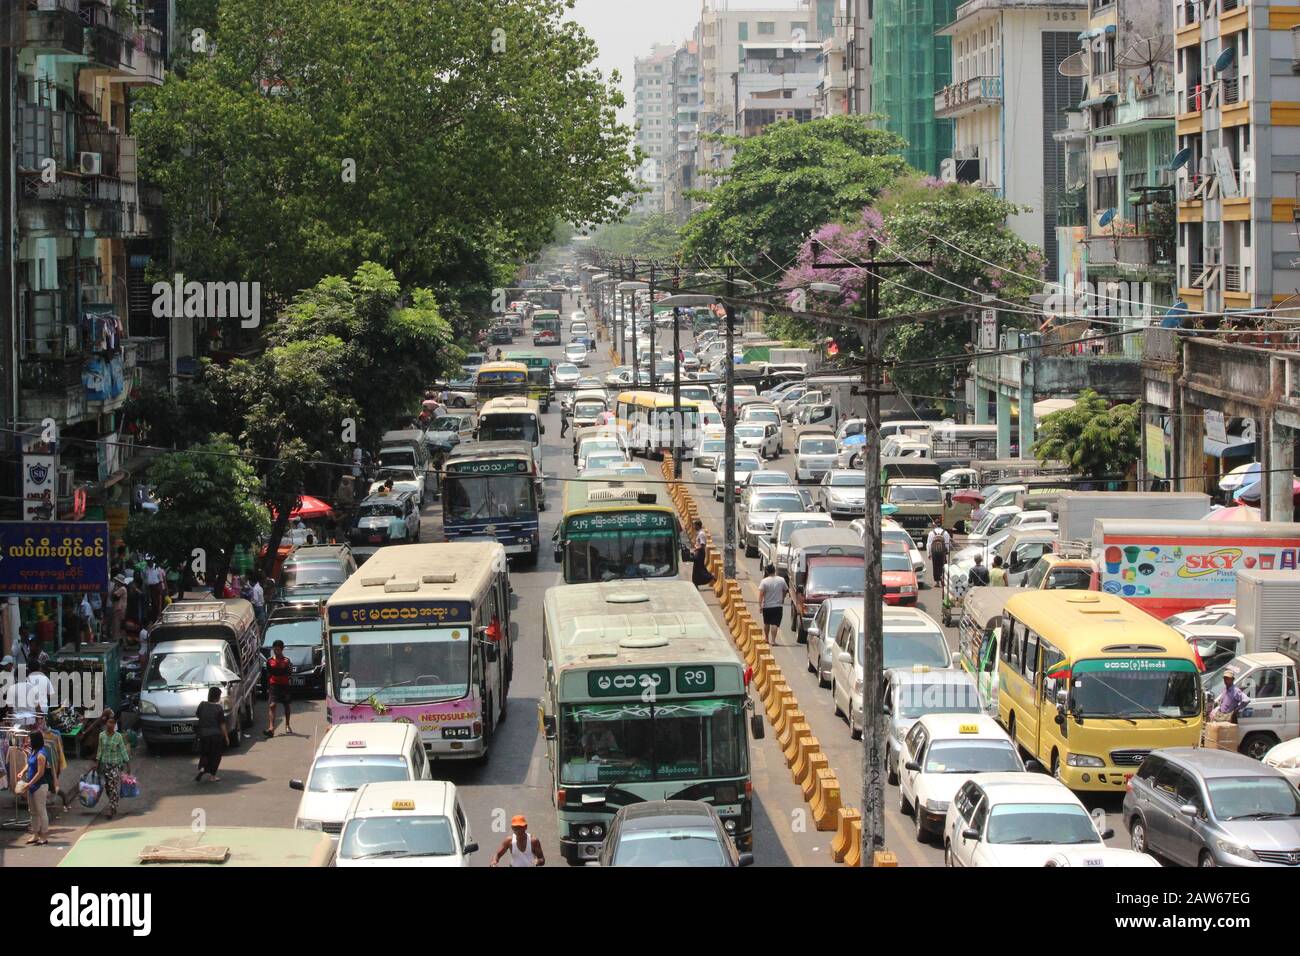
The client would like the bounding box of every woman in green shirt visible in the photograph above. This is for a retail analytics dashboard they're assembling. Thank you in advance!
[95,709,131,819]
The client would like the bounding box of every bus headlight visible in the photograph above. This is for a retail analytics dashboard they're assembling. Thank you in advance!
[1066,753,1105,768]
[723,819,737,833]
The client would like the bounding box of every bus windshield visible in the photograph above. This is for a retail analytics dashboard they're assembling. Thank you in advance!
[1069,659,1201,719]
[329,627,469,705]
[559,697,747,784]
[564,528,676,582]
[479,414,538,444]
[444,474,535,521]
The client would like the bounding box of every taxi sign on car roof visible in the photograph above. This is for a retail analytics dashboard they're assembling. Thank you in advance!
[911,664,931,673]
[391,800,415,811]
[347,740,367,748]
[958,723,980,734]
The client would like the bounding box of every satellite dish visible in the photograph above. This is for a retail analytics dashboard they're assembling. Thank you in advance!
[1115,34,1174,88]
[1214,46,1236,73]
[1169,147,1192,171]
[1099,207,1116,227]
[1058,49,1090,78]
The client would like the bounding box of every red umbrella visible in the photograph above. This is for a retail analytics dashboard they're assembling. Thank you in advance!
[952,489,984,505]
[1205,504,1260,522]
[271,495,335,520]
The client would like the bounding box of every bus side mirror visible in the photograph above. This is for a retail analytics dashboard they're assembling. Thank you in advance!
[750,712,765,740]
[542,715,557,739]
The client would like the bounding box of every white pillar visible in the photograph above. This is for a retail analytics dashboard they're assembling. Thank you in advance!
[1267,420,1296,523]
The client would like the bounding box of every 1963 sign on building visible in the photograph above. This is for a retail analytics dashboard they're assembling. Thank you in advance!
[0,522,110,594]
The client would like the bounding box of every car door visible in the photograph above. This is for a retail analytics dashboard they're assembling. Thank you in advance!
[832,619,855,714]
[952,785,987,866]
[900,722,928,809]
[817,473,831,512]
[1145,760,1189,864]
[1236,666,1289,748]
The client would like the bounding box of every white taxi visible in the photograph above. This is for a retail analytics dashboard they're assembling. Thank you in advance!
[943,773,1154,867]
[335,781,477,867]
[290,723,431,837]
[897,714,1025,843]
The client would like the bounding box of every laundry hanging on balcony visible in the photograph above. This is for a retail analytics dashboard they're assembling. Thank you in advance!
[83,354,125,403]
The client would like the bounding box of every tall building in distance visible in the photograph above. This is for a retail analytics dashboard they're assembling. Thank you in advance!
[632,43,678,214]
[935,0,1086,281]
[872,0,962,174]
[666,41,701,223]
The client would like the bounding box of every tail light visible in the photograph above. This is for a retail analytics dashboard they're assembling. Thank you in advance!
[744,780,753,797]
[743,665,753,687]
[557,789,567,807]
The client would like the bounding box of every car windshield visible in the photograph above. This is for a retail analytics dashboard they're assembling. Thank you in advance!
[747,411,780,424]
[883,532,914,552]
[356,501,403,519]
[1047,568,1094,590]
[882,552,912,572]
[778,519,830,544]
[430,417,462,431]
[752,493,804,513]
[700,441,727,454]
[340,815,458,860]
[897,681,981,719]
[479,414,538,444]
[735,426,765,438]
[880,629,950,670]
[808,564,864,594]
[611,826,728,867]
[559,698,747,785]
[1069,658,1201,719]
[733,459,761,473]
[262,618,322,649]
[1186,637,1240,675]
[378,449,416,469]
[1206,776,1300,820]
[307,755,409,793]
[830,473,865,487]
[144,650,225,689]
[985,804,1100,845]
[888,484,942,504]
[558,363,580,374]
[923,740,1022,774]
[282,562,346,588]
[800,439,837,455]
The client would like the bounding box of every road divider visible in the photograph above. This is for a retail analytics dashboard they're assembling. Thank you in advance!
[831,807,862,864]
[809,769,842,831]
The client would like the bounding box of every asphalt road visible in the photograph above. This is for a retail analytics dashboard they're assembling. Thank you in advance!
[2,293,1128,867]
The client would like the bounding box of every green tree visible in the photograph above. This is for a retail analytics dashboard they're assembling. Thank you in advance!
[136,0,637,315]
[682,116,910,279]
[1032,389,1140,480]
[124,437,269,595]
[591,213,685,261]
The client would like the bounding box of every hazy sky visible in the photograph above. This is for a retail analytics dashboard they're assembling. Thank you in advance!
[567,0,812,126]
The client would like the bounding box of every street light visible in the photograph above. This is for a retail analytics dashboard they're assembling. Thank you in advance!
[657,293,717,476]
[617,281,648,379]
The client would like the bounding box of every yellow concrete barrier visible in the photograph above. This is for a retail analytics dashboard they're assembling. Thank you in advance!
[759,663,784,702]
[810,769,842,831]
[754,652,775,694]
[776,709,804,752]
[873,850,899,867]
[782,721,811,766]
[765,684,792,724]
[843,819,863,867]
[792,735,821,786]
[801,753,828,801]
[830,807,862,863]
[772,697,798,738]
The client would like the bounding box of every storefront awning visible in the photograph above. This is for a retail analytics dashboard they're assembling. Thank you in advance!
[1204,436,1256,459]
[1079,93,1118,108]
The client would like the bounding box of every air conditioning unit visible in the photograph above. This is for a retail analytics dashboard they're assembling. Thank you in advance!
[79,152,102,176]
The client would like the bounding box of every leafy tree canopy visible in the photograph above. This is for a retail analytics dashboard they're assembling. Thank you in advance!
[1033,388,1140,480]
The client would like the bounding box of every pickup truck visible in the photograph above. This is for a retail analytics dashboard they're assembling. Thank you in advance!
[1203,638,1300,761]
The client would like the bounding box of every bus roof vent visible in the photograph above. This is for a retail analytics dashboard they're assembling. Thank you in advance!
[422,573,457,584]
[1101,644,1167,654]
[588,488,645,502]
[360,574,392,587]
[384,579,421,593]
[1065,593,1101,604]
[620,633,670,649]
[605,591,650,604]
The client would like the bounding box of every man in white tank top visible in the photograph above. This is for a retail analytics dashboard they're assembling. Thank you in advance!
[490,814,546,867]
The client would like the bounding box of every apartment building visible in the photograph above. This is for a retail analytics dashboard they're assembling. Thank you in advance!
[665,42,701,223]
[815,28,851,116]
[633,43,678,213]
[936,0,1085,281]
[1172,0,1300,315]
[2,0,171,506]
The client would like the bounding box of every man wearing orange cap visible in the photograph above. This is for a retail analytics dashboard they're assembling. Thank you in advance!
[490,814,546,867]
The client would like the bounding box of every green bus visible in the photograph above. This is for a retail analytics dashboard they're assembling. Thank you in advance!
[532,309,562,345]
[540,579,757,864]
[554,479,679,583]
[504,349,554,411]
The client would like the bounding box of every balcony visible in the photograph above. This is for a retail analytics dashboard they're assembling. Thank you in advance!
[1086,235,1174,271]
[1143,326,1181,365]
[5,1,83,54]
[933,76,1002,118]
[80,0,133,70]
[1223,264,1247,293]
[20,384,89,425]
[1293,26,1300,72]
[110,23,165,86]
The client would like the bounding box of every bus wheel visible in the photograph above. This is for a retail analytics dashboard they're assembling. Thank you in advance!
[497,689,508,723]
[1050,751,1061,780]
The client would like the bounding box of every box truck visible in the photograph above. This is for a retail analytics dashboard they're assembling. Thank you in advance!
[1058,491,1210,546]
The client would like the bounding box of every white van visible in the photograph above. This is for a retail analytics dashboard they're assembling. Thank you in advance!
[335,780,477,867]
[291,723,432,837]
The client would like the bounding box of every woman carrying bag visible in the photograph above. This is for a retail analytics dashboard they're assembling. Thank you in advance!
[20,731,54,845]
[690,519,714,589]
[94,709,131,819]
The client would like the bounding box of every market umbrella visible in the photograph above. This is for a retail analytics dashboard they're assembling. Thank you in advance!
[952,489,984,505]
[271,495,334,520]
[1233,476,1300,504]
[181,664,242,685]
[881,503,900,516]
[1219,462,1260,493]
[1205,504,1261,522]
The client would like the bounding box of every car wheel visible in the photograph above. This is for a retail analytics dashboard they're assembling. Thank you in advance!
[1240,732,1277,761]
[832,681,844,718]
[887,749,899,785]
[914,806,928,843]
[1199,850,1216,867]
[944,841,954,867]
[807,653,816,674]
[898,785,911,816]
[850,715,862,741]
[453,396,467,408]
[817,665,829,690]
[1129,816,1148,854]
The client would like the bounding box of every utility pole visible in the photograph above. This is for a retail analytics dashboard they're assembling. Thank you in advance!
[722,265,737,581]
[672,265,683,480]
[648,263,657,389]
[630,258,640,384]
[810,237,932,868]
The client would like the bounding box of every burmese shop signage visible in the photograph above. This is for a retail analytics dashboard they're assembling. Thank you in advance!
[0,521,110,594]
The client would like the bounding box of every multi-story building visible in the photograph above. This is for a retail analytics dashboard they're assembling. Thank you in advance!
[872,0,962,174]
[633,43,678,214]
[665,41,701,223]
[935,0,1086,281]
[842,0,872,115]
[2,0,170,503]
[815,28,851,117]
[695,2,836,176]
[735,39,823,135]
[1172,0,1300,315]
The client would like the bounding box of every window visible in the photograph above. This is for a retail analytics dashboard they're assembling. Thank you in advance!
[1153,762,1184,799]
[1022,630,1039,682]
[1174,772,1203,810]
[738,21,749,40]
[969,795,989,833]
[1135,754,1164,782]
[757,21,775,35]
[1095,174,1118,211]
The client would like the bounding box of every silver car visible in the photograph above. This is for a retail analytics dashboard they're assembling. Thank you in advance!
[806,596,856,688]
[816,469,867,519]
[1124,747,1300,867]
[738,488,808,558]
